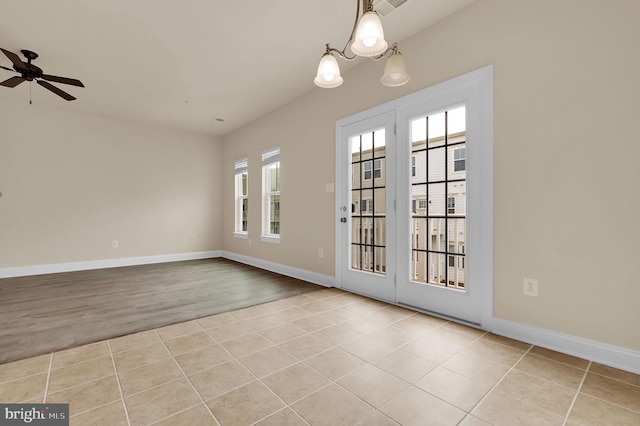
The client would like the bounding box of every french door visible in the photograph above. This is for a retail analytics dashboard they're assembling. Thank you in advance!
[337,111,396,302]
[336,66,493,326]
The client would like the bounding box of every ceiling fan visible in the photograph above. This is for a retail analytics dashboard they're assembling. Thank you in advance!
[0,48,84,101]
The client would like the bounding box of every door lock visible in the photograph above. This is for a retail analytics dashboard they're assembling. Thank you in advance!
[340,217,347,223]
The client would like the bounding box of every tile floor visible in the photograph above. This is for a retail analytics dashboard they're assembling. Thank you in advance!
[1,288,639,426]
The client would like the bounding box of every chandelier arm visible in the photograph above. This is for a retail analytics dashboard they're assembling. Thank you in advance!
[336,0,362,59]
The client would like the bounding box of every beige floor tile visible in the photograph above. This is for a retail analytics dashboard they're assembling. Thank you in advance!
[481,333,532,351]
[279,334,333,360]
[365,326,421,349]
[291,314,334,332]
[388,316,440,337]
[206,321,254,342]
[48,356,115,393]
[340,316,394,336]
[0,373,47,403]
[374,348,437,383]
[242,314,287,331]
[568,393,640,426]
[360,305,414,324]
[357,411,400,425]
[188,360,255,401]
[155,321,202,340]
[257,299,296,313]
[163,331,216,356]
[47,375,121,416]
[402,328,472,364]
[529,346,590,369]
[494,369,576,416]
[255,408,307,425]
[69,401,128,426]
[195,312,237,330]
[472,389,564,426]
[238,346,297,378]
[125,377,201,426]
[259,322,307,344]
[319,307,363,323]
[415,366,492,411]
[338,364,409,408]
[442,346,512,387]
[580,372,640,412]
[299,299,337,314]
[207,381,285,425]
[293,383,375,425]
[589,362,640,387]
[339,334,396,363]
[109,330,160,353]
[464,338,525,366]
[153,403,217,426]
[312,324,363,346]
[515,354,586,389]
[305,347,366,380]
[230,304,266,320]
[262,363,330,404]
[273,306,314,322]
[117,358,183,396]
[51,342,110,369]
[220,332,274,358]
[458,415,493,426]
[380,385,466,426]
[286,294,320,306]
[0,354,50,383]
[342,300,387,316]
[443,322,486,337]
[112,342,171,372]
[174,343,233,375]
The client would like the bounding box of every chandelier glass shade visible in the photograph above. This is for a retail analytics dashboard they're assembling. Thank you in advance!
[314,0,410,89]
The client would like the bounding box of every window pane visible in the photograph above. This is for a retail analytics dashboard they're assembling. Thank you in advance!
[269,194,280,234]
[428,183,446,216]
[447,106,466,136]
[428,147,445,182]
[269,163,280,192]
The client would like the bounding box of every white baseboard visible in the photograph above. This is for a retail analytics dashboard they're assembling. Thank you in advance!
[0,251,223,278]
[221,251,335,288]
[492,317,640,375]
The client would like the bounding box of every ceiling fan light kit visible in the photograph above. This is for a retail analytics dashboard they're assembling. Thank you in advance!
[314,0,410,89]
[0,48,84,101]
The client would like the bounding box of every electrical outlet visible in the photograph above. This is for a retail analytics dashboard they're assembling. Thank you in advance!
[318,248,324,258]
[112,240,119,249]
[523,278,539,297]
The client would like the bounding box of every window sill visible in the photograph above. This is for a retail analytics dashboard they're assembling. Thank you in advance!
[233,232,248,239]
[260,235,280,244]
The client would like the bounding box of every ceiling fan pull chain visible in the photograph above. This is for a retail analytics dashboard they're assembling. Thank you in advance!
[30,81,32,105]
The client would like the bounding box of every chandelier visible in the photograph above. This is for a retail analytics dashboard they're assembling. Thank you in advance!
[314,0,410,89]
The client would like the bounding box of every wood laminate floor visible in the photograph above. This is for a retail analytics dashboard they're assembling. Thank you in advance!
[0,258,322,364]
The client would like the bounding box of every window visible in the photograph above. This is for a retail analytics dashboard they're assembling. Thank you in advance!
[363,159,382,180]
[234,157,248,238]
[418,200,427,209]
[447,197,455,214]
[361,199,372,213]
[454,147,466,171]
[261,147,280,242]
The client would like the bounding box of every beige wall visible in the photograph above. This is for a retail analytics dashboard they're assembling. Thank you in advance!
[222,0,640,351]
[0,100,222,267]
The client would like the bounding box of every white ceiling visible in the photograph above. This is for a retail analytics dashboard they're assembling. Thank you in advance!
[0,0,474,136]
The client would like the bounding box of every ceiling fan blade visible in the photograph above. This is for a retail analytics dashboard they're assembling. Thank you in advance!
[0,76,27,87]
[0,65,16,72]
[37,80,76,101]
[0,48,28,72]
[41,74,84,87]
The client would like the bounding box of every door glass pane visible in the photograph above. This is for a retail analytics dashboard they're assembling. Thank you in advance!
[350,128,387,276]
[410,106,466,290]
